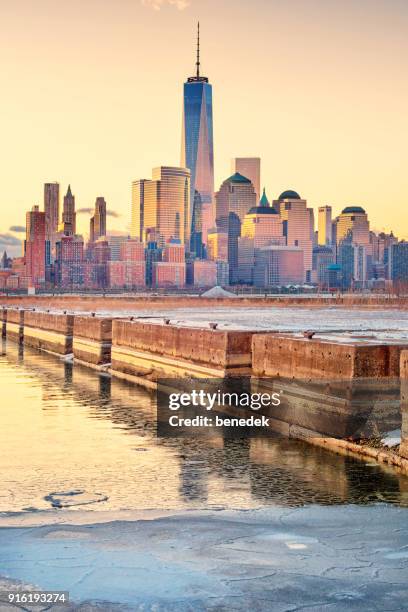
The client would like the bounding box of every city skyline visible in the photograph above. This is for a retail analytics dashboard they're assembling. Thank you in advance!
[1,0,407,257]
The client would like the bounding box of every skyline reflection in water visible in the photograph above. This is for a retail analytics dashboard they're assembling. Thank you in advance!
[0,340,407,514]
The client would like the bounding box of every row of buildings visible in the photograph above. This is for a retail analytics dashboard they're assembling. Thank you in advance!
[0,170,407,292]
[1,26,407,293]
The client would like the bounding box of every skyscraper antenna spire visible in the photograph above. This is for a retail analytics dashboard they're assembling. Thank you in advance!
[196,21,200,78]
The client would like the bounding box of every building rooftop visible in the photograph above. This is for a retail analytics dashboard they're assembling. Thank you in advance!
[248,206,279,215]
[227,172,252,184]
[341,206,366,214]
[278,190,301,200]
[259,188,270,207]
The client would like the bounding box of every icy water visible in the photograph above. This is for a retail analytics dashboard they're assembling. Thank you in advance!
[1,340,408,515]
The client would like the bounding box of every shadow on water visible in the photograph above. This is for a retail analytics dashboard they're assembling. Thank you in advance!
[1,339,408,510]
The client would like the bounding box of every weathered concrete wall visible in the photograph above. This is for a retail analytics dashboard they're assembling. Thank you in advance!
[1,307,6,338]
[251,377,400,440]
[111,320,255,383]
[23,311,74,354]
[73,316,113,366]
[252,334,405,379]
[5,308,25,343]
[400,350,408,460]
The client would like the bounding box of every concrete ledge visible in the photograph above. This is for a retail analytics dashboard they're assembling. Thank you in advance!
[5,309,25,343]
[252,334,405,379]
[251,377,400,439]
[110,321,255,385]
[2,307,7,338]
[23,311,74,355]
[400,350,408,460]
[73,316,113,366]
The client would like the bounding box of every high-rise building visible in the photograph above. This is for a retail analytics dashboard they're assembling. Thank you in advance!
[131,180,147,241]
[55,234,84,288]
[44,182,59,256]
[390,242,408,284]
[153,239,186,288]
[231,158,261,201]
[274,190,314,282]
[25,205,46,287]
[318,205,332,246]
[336,206,371,249]
[312,245,335,287]
[90,197,107,242]
[254,246,304,287]
[60,185,76,235]
[181,23,214,247]
[107,235,129,261]
[131,167,190,248]
[238,191,285,284]
[215,173,257,225]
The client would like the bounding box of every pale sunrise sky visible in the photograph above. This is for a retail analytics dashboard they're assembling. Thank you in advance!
[1,0,407,255]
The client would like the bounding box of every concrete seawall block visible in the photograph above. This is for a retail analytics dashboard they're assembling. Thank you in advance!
[252,334,405,379]
[73,316,113,366]
[23,311,74,355]
[111,320,255,385]
[5,308,25,343]
[400,350,408,460]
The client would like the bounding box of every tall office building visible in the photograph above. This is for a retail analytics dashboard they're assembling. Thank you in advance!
[391,242,408,283]
[181,23,214,248]
[238,193,285,284]
[215,173,257,225]
[44,182,60,256]
[131,180,147,241]
[26,205,46,287]
[60,185,76,235]
[231,158,261,201]
[131,167,190,248]
[90,197,107,242]
[318,205,332,246]
[336,206,371,248]
[274,190,314,282]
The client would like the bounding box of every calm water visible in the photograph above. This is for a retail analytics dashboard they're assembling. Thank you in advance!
[1,340,408,514]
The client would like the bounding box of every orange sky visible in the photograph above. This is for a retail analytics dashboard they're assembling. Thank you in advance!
[1,0,407,255]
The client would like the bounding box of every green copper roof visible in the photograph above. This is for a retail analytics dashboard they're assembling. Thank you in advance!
[278,189,300,200]
[227,172,251,183]
[259,187,270,207]
[342,206,366,214]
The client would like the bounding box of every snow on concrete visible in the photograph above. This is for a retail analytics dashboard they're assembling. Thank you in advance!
[381,429,402,448]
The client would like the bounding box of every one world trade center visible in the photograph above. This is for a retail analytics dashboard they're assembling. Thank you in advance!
[181,23,214,256]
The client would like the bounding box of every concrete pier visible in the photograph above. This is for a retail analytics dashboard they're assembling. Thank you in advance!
[252,333,404,380]
[73,315,113,368]
[5,308,25,343]
[251,334,406,439]
[23,311,74,355]
[400,350,408,459]
[110,320,256,387]
[1,307,6,339]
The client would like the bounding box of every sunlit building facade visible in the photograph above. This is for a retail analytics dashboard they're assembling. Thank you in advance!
[318,205,332,246]
[44,182,60,257]
[215,173,257,225]
[131,167,191,249]
[231,158,261,201]
[275,190,314,282]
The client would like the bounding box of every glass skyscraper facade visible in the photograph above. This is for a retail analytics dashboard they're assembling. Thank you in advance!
[181,24,214,252]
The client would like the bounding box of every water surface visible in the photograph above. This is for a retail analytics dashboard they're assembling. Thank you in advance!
[1,340,408,515]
